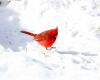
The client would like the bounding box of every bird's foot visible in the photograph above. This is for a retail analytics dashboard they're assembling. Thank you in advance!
[46,47,56,51]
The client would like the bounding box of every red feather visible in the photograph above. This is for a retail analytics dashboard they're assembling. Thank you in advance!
[20,26,58,49]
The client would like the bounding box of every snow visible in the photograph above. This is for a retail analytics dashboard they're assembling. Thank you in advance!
[0,0,100,80]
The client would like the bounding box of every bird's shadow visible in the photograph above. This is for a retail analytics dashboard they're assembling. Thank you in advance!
[0,7,32,52]
[56,50,97,56]
[56,50,98,70]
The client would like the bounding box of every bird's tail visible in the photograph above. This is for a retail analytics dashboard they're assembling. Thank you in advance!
[20,31,36,37]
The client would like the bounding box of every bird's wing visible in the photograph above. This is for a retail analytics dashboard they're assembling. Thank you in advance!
[34,32,49,41]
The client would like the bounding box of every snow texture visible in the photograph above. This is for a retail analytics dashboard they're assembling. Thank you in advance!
[0,0,100,80]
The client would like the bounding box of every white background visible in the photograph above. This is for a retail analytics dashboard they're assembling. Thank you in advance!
[0,0,100,80]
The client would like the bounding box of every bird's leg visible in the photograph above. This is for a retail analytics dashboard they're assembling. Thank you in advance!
[46,47,48,50]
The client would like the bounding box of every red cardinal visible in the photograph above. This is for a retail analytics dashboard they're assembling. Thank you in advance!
[20,26,58,49]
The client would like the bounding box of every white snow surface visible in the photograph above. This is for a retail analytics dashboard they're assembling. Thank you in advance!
[0,0,100,80]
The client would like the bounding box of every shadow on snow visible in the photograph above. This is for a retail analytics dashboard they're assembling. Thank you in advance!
[0,7,32,52]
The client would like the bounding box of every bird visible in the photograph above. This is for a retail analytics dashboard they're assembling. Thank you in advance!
[20,26,58,50]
